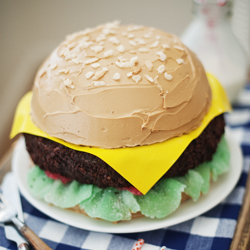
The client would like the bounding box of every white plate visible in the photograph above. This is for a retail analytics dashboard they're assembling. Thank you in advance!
[12,131,243,233]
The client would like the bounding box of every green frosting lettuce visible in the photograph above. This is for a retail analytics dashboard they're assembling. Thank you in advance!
[27,135,230,222]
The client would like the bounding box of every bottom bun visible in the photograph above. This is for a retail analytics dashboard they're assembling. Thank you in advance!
[27,135,230,222]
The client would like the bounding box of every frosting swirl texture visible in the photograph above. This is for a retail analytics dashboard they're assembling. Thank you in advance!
[31,21,211,148]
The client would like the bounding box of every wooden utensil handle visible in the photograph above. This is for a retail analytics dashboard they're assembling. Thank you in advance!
[20,225,52,250]
[11,217,52,250]
[230,164,250,250]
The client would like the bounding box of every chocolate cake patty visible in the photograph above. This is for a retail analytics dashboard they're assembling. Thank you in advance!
[24,114,225,189]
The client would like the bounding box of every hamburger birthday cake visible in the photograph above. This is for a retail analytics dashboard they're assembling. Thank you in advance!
[11,21,231,222]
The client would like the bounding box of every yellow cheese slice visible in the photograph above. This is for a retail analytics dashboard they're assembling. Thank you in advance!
[10,73,231,194]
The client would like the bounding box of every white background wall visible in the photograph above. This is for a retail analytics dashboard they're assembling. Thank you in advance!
[0,0,249,158]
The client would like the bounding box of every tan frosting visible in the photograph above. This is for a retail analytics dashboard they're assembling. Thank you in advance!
[31,21,211,148]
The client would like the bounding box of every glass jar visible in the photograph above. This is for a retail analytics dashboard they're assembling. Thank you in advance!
[181,0,248,103]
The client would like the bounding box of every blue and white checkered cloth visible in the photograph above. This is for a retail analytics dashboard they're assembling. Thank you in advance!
[1,85,250,250]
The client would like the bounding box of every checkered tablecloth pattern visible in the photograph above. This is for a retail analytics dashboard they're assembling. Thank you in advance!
[1,85,250,250]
